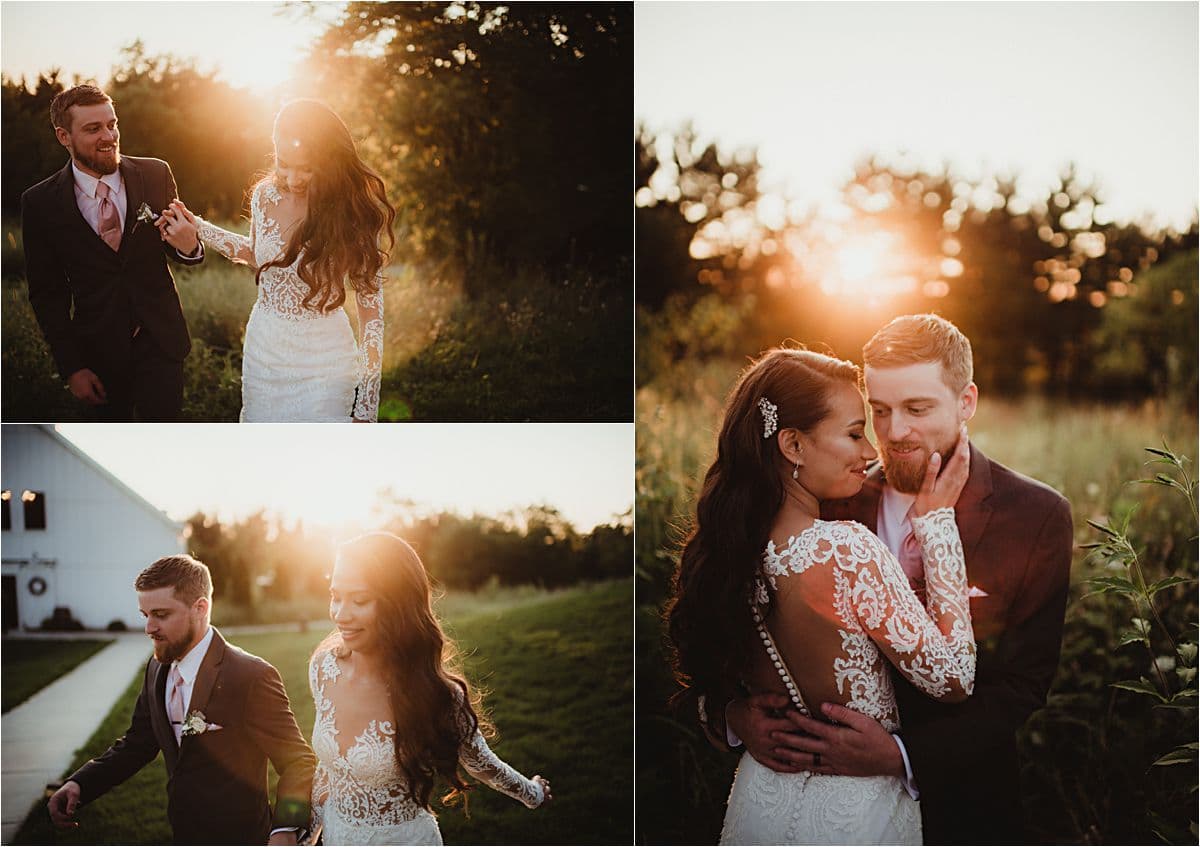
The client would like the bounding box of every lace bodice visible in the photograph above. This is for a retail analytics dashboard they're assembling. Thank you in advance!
[195,181,383,421]
[755,509,976,733]
[308,650,543,833]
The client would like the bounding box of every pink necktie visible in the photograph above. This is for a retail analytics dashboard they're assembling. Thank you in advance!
[898,506,927,602]
[167,666,185,743]
[96,181,122,252]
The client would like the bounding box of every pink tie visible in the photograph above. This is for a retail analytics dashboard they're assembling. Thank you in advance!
[96,181,122,252]
[167,666,185,743]
[898,506,927,602]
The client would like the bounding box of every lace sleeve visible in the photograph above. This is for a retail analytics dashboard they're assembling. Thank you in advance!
[308,653,329,833]
[352,275,384,422]
[843,511,976,701]
[456,705,544,809]
[194,183,257,266]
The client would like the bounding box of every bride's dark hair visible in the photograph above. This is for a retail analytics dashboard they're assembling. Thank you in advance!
[665,347,862,707]
[257,98,397,312]
[314,533,486,811]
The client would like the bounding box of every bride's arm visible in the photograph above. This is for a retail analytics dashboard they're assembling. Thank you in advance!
[848,516,976,702]
[177,188,257,267]
[351,275,384,423]
[456,706,546,809]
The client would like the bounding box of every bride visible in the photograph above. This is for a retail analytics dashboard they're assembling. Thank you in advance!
[162,99,395,422]
[666,347,974,845]
[309,533,551,845]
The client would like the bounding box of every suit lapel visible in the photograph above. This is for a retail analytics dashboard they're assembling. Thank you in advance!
[954,443,994,578]
[149,660,180,771]
[179,629,227,757]
[119,158,145,248]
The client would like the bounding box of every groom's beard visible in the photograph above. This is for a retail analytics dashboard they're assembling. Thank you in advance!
[880,439,954,494]
[153,620,196,664]
[74,144,120,176]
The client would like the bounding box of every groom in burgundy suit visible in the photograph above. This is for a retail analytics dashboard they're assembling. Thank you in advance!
[20,84,203,421]
[720,314,1074,844]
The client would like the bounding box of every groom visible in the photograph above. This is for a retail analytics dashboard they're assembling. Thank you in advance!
[46,555,315,845]
[718,314,1074,844]
[20,84,203,421]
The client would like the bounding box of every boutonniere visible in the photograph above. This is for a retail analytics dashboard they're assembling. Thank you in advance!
[134,202,159,230]
[181,709,222,737]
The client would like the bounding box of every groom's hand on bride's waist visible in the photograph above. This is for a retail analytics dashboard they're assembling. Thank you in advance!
[727,692,812,774]
[779,703,905,779]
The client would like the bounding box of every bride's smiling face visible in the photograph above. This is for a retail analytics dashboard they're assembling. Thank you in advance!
[329,556,379,654]
[793,381,878,501]
[274,136,315,197]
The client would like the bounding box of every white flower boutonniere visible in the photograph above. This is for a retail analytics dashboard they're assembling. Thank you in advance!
[181,709,221,737]
[136,202,159,226]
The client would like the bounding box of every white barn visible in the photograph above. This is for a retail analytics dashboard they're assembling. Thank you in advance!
[1,425,184,631]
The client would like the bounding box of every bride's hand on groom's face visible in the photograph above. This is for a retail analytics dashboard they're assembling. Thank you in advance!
[156,200,199,255]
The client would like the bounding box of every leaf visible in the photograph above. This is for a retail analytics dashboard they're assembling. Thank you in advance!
[1153,742,1199,767]
[1117,630,1150,648]
[1111,678,1167,701]
[1148,575,1195,595]
[1081,575,1138,598]
[1145,447,1176,460]
[1086,518,1120,537]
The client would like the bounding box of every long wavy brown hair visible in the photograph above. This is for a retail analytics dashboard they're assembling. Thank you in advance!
[665,347,862,709]
[256,99,397,312]
[314,533,487,811]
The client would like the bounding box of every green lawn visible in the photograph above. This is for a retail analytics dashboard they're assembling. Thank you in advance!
[13,580,632,845]
[1,639,114,714]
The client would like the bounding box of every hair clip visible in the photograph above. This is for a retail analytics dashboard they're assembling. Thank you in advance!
[757,397,778,438]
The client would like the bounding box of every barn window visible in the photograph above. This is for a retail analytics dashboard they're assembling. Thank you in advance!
[1,491,10,531]
[22,490,45,530]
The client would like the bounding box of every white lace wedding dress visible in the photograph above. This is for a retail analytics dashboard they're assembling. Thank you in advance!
[196,180,383,422]
[719,508,976,845]
[308,650,545,845]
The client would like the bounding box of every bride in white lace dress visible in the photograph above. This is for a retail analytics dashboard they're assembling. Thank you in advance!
[309,533,550,845]
[164,99,395,422]
[666,348,975,845]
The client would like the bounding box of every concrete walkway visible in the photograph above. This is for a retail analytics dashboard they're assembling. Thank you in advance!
[1,633,150,844]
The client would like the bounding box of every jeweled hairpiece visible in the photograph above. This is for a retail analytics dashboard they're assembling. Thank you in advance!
[757,397,778,438]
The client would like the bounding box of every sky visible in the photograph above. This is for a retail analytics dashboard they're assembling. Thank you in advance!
[55,424,634,533]
[636,1,1199,231]
[1,1,345,93]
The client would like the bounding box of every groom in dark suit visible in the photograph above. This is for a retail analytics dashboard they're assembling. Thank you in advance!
[46,555,316,845]
[20,84,203,421]
[720,314,1074,844]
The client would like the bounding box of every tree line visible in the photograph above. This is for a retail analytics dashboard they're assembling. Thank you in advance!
[185,502,632,611]
[636,125,1198,404]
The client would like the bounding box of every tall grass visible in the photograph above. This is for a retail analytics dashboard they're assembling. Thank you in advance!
[636,360,1198,843]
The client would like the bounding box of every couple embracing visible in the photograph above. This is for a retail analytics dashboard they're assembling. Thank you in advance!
[48,535,550,845]
[20,84,393,423]
[668,315,1073,844]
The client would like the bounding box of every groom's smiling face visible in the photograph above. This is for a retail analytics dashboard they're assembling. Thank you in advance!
[57,102,121,178]
[138,586,206,664]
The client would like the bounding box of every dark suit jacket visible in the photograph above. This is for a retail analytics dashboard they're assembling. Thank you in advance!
[20,156,200,381]
[69,629,316,845]
[823,443,1073,844]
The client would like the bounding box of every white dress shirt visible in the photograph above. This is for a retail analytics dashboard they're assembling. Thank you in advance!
[168,625,215,744]
[72,163,127,236]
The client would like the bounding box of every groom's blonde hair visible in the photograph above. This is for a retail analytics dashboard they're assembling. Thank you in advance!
[135,554,213,606]
[50,84,113,132]
[863,313,974,394]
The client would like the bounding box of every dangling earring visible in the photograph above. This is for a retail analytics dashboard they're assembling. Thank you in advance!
[792,446,804,480]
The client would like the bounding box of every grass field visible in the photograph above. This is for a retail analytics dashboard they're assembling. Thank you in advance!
[12,580,632,845]
[1,218,632,422]
[636,360,1198,844]
[1,639,114,714]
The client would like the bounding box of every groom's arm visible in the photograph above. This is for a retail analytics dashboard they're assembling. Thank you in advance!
[68,663,162,805]
[20,189,87,381]
[158,161,204,266]
[244,663,316,829]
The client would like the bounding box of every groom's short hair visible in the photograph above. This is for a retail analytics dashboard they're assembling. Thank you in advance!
[135,554,213,606]
[50,84,113,132]
[863,313,974,393]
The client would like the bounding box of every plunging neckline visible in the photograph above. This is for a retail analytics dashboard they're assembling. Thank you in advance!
[319,652,394,762]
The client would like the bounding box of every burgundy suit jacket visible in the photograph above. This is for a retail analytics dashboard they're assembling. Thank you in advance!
[823,442,1073,844]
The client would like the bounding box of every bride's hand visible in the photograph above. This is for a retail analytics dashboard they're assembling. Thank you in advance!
[532,775,552,805]
[913,424,970,516]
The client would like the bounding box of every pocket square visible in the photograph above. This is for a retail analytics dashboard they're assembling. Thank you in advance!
[967,586,989,598]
